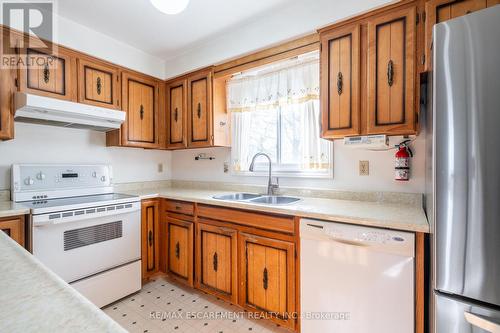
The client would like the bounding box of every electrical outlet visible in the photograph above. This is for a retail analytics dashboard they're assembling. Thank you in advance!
[359,160,369,176]
[223,162,229,173]
[158,163,164,173]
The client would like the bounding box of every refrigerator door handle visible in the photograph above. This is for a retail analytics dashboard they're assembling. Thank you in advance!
[464,312,500,333]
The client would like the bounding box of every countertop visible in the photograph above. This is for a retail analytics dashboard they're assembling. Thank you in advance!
[124,187,430,233]
[0,201,30,218]
[0,231,126,333]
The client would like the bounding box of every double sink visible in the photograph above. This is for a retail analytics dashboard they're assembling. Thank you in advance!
[212,193,300,205]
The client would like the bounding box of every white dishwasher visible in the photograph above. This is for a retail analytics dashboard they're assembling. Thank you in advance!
[300,218,414,333]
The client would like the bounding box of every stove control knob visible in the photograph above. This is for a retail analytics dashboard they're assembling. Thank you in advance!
[100,176,106,182]
[24,177,34,185]
[36,172,46,180]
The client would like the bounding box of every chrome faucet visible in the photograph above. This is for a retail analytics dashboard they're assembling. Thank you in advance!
[249,153,279,195]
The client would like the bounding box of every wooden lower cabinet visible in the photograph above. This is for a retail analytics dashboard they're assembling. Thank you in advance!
[141,200,159,280]
[239,233,296,330]
[0,216,25,247]
[166,217,194,286]
[196,222,238,304]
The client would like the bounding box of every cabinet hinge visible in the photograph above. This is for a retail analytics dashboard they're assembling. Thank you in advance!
[14,78,18,88]
[320,43,322,52]
[416,12,420,25]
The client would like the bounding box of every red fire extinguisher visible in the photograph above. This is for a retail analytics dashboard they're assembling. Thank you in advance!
[395,140,413,181]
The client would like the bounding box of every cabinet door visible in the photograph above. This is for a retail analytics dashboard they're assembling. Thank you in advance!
[188,71,212,148]
[167,218,194,286]
[19,48,76,101]
[122,71,159,148]
[320,24,361,138]
[239,233,296,329]
[425,0,488,71]
[167,79,187,149]
[0,34,15,140]
[0,216,25,247]
[196,222,237,303]
[367,7,416,135]
[141,200,159,280]
[77,58,120,109]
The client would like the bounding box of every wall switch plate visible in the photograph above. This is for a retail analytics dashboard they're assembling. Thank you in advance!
[158,163,164,173]
[359,160,369,176]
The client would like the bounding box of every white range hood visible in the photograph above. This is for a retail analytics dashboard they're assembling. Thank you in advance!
[14,92,126,132]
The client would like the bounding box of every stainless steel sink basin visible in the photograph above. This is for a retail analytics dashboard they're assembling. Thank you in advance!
[212,193,262,201]
[249,196,301,205]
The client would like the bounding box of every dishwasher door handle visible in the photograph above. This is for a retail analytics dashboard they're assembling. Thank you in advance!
[330,238,369,247]
[464,312,500,332]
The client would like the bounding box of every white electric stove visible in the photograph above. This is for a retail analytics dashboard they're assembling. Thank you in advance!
[12,164,141,308]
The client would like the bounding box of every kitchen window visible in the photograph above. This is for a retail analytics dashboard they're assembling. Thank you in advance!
[227,52,332,177]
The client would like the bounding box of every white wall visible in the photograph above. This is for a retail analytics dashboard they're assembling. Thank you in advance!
[171,134,425,193]
[0,123,171,190]
[1,11,165,79]
[164,0,392,78]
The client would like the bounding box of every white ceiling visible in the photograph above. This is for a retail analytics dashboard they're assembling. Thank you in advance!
[54,0,295,60]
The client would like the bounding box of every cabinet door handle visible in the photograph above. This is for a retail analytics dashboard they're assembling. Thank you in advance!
[96,77,102,95]
[263,267,268,290]
[213,252,218,272]
[139,104,144,120]
[175,205,182,210]
[43,64,50,83]
[197,103,201,118]
[175,242,180,258]
[387,60,394,87]
[337,71,343,95]
[174,107,178,122]
[148,230,153,247]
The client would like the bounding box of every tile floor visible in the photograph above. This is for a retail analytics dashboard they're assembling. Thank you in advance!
[102,276,290,333]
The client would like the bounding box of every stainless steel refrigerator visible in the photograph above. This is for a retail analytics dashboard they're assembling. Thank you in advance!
[426,5,500,333]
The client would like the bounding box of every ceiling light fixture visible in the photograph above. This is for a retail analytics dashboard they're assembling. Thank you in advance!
[150,0,189,15]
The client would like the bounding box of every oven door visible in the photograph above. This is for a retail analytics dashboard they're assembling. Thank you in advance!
[32,202,141,283]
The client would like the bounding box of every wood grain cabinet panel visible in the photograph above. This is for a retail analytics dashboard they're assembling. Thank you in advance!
[187,70,213,148]
[239,233,296,330]
[19,48,76,101]
[0,216,25,247]
[166,79,187,149]
[120,71,159,148]
[424,0,493,71]
[141,200,159,280]
[367,7,416,135]
[320,24,361,138]
[0,31,16,140]
[167,217,194,286]
[196,222,238,303]
[77,58,120,109]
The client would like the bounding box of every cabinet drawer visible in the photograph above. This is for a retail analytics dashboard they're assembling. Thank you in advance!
[197,205,294,234]
[164,200,194,216]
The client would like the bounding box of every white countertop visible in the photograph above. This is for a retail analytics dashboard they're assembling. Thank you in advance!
[124,187,430,233]
[0,231,126,333]
[0,201,30,219]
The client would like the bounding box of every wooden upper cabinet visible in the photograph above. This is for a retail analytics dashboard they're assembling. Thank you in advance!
[320,24,361,138]
[121,71,159,148]
[424,0,495,71]
[167,217,194,286]
[367,6,416,135]
[141,199,159,280]
[77,58,120,109]
[18,47,76,101]
[166,79,187,149]
[239,233,296,330]
[187,70,213,148]
[196,222,238,304]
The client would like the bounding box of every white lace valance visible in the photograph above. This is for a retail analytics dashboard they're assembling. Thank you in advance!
[227,59,320,112]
